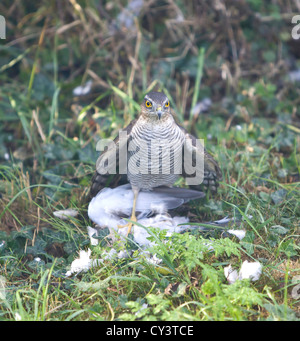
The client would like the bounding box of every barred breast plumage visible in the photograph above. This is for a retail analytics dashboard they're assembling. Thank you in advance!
[128,114,185,191]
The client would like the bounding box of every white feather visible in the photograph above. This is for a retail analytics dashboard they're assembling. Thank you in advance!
[224,265,239,285]
[224,260,262,284]
[228,229,246,240]
[53,208,78,220]
[239,260,262,281]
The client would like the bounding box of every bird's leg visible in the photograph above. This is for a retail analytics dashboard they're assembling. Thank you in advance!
[118,188,139,235]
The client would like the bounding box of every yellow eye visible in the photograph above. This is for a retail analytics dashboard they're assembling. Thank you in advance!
[165,101,170,107]
[145,100,152,108]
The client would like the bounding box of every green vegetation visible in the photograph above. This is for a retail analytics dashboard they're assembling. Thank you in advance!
[0,0,299,321]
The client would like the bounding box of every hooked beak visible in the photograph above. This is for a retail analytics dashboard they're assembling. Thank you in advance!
[156,106,162,120]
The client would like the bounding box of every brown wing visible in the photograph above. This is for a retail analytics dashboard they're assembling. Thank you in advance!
[89,119,137,197]
[177,124,222,192]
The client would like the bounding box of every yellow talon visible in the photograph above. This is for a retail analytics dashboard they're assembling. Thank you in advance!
[118,188,139,237]
[118,188,139,236]
[117,214,137,236]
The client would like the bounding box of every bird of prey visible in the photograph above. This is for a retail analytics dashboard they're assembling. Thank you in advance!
[90,91,221,234]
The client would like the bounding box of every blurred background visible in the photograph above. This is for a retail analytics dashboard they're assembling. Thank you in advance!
[0,0,299,224]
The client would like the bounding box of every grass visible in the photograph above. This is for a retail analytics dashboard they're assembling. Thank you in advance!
[0,0,300,321]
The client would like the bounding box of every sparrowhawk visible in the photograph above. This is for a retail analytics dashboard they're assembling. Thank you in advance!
[90,91,221,234]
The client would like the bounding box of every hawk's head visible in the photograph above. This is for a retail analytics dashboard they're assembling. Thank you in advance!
[141,91,170,120]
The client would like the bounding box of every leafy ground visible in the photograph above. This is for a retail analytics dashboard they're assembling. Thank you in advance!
[0,0,299,321]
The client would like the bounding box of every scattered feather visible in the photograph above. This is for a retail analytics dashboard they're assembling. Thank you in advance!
[65,249,101,276]
[73,80,92,96]
[213,216,231,225]
[15,312,22,321]
[239,260,262,281]
[87,226,99,246]
[224,265,239,285]
[228,229,246,240]
[133,214,190,247]
[224,260,262,284]
[53,208,78,220]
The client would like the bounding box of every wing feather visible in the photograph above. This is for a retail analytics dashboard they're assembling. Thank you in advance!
[89,119,137,197]
[177,124,222,191]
